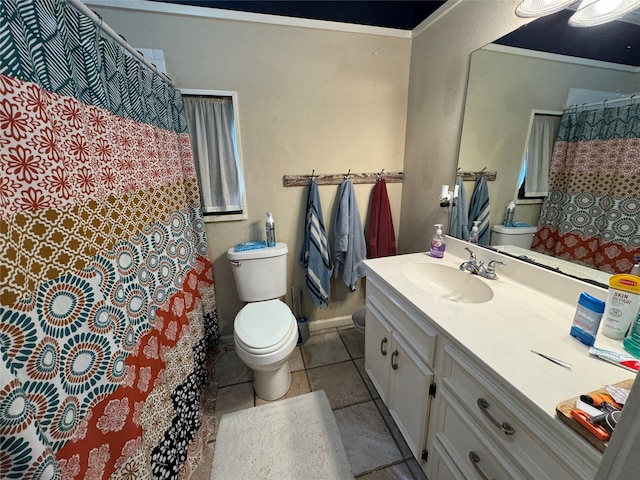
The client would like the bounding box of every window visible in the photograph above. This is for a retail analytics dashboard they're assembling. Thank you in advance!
[182,90,247,222]
[516,111,561,202]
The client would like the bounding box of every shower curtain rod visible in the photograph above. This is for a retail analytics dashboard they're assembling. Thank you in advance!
[67,0,173,86]
[568,93,640,112]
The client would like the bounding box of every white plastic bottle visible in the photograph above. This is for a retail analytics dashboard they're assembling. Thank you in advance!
[503,200,516,226]
[265,211,276,247]
[469,221,480,244]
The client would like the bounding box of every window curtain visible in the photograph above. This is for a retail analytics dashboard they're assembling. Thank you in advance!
[525,114,560,197]
[531,103,640,273]
[0,1,219,479]
[183,96,242,213]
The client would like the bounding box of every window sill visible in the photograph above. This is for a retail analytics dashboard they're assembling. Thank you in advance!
[203,212,248,223]
[515,198,544,205]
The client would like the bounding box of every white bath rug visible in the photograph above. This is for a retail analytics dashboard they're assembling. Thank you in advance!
[210,390,353,479]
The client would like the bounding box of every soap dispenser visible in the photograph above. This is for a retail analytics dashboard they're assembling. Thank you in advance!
[469,221,480,244]
[430,224,446,258]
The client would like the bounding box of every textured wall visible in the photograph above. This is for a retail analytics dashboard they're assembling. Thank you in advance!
[92,4,410,336]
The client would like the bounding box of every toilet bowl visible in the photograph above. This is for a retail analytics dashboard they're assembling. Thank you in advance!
[233,300,298,400]
[227,243,297,400]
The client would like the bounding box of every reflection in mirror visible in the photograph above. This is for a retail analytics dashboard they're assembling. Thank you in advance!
[453,10,640,284]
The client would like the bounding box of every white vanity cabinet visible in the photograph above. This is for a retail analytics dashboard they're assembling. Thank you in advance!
[364,281,437,460]
[363,259,605,480]
[426,340,581,480]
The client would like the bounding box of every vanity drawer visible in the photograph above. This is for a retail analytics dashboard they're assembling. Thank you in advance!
[435,385,525,480]
[440,342,578,479]
[367,281,437,368]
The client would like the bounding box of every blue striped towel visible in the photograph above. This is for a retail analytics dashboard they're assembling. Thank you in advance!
[333,179,367,291]
[449,176,469,241]
[468,176,490,246]
[299,179,333,308]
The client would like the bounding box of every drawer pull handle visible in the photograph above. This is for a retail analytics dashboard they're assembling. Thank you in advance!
[380,337,388,356]
[391,350,399,370]
[469,451,493,480]
[477,398,515,436]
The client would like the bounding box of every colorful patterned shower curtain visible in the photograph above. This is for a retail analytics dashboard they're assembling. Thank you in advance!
[531,102,640,273]
[0,1,219,478]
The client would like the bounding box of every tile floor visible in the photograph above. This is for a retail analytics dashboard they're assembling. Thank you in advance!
[192,325,429,479]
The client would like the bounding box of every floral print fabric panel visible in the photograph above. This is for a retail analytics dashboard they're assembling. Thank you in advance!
[0,1,218,479]
[532,104,640,273]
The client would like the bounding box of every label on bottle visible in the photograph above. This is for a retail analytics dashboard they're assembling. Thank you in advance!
[602,288,640,339]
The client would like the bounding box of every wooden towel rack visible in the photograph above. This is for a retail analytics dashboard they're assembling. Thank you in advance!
[283,171,404,187]
[457,169,497,181]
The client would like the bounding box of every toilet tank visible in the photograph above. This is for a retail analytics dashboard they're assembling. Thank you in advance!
[227,243,288,302]
[490,225,538,249]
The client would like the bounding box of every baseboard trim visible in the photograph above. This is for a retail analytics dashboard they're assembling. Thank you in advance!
[308,315,352,332]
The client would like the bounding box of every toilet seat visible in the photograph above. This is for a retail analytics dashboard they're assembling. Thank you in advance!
[234,300,296,355]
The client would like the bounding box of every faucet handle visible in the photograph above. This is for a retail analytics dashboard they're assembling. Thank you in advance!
[487,260,506,273]
[465,247,476,260]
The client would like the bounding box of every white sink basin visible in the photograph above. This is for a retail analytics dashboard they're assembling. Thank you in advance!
[401,262,494,304]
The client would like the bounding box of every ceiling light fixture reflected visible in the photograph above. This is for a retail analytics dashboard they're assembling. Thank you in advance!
[515,0,580,17]
[569,0,640,26]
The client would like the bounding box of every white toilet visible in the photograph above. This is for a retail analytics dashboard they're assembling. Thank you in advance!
[227,243,298,400]
[490,225,538,249]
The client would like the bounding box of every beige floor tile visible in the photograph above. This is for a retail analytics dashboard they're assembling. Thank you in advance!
[333,401,403,476]
[216,382,254,420]
[307,360,371,409]
[301,331,351,368]
[374,399,413,460]
[255,370,311,406]
[354,358,380,400]
[189,441,215,480]
[339,326,365,359]
[289,346,305,372]
[214,348,251,387]
[357,461,413,479]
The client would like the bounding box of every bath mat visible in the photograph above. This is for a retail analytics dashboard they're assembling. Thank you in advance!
[210,390,353,479]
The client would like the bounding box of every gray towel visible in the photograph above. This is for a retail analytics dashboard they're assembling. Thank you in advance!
[468,176,491,246]
[449,176,469,240]
[333,179,367,290]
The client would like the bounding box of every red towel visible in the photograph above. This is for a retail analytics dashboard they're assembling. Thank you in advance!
[367,179,396,258]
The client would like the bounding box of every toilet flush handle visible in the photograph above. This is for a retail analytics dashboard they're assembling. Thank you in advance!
[230,261,241,267]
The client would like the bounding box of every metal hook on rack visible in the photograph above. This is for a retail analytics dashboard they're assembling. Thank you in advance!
[375,168,385,182]
[344,169,351,180]
[309,169,316,181]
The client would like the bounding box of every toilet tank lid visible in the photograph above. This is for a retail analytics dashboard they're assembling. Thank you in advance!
[491,225,537,234]
[227,242,288,261]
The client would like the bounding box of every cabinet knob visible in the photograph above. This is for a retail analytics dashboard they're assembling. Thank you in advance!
[477,398,515,436]
[380,337,388,356]
[468,451,492,480]
[391,349,399,370]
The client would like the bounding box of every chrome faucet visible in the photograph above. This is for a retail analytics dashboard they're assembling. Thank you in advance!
[459,247,506,280]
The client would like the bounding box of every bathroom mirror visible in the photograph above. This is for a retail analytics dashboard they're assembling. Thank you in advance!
[455,9,640,286]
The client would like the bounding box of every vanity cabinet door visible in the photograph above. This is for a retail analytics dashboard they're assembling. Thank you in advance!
[388,330,432,460]
[364,306,392,403]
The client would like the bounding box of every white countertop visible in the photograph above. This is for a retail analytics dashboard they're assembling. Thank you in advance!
[364,237,635,418]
